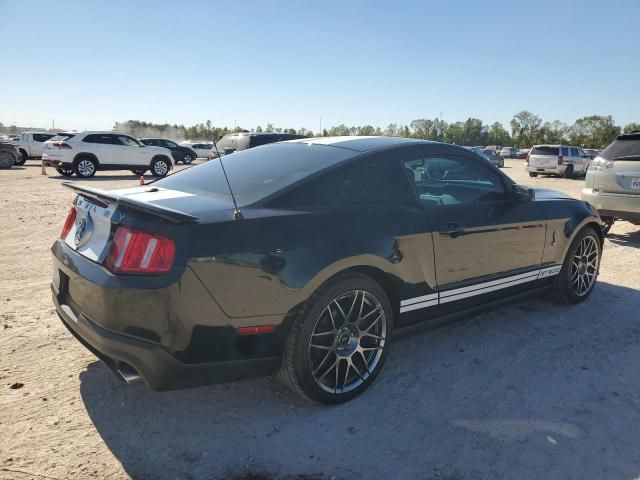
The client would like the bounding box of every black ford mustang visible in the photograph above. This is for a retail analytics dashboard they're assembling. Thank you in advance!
[52,137,604,404]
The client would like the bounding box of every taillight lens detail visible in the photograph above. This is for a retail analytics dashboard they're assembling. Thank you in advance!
[53,142,72,149]
[61,207,77,239]
[525,154,529,165]
[104,226,175,274]
[557,155,564,165]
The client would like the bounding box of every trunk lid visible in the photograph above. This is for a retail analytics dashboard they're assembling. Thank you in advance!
[62,183,235,264]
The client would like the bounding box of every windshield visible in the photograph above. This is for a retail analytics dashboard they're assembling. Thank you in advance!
[154,142,357,206]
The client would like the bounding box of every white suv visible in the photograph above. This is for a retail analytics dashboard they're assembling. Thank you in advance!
[526,144,591,178]
[179,141,213,158]
[16,131,57,164]
[42,132,174,178]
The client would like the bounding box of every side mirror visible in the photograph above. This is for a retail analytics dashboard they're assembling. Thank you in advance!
[513,184,534,203]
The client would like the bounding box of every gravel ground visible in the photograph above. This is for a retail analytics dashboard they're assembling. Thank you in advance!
[1,158,639,480]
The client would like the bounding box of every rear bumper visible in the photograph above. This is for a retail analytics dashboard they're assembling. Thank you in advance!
[53,285,280,390]
[526,165,566,175]
[582,188,640,223]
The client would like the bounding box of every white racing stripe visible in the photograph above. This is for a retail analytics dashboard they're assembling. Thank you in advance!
[400,265,562,314]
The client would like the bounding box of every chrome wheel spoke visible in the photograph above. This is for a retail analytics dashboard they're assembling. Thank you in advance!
[309,343,333,350]
[311,330,335,338]
[318,357,337,381]
[361,332,385,342]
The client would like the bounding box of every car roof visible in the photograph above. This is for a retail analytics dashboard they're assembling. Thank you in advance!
[289,136,435,153]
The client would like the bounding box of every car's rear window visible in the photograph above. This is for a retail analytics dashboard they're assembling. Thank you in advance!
[531,146,559,156]
[49,134,75,141]
[154,142,357,206]
[600,137,640,161]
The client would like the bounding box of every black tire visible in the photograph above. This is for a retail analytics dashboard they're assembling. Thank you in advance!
[131,169,147,176]
[279,272,393,404]
[151,157,171,177]
[15,150,27,165]
[601,216,615,235]
[74,157,97,178]
[529,172,538,177]
[0,151,14,169]
[182,153,194,165]
[56,167,74,177]
[552,226,601,304]
[563,165,574,178]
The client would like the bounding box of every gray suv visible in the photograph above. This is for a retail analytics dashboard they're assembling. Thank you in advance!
[582,132,640,233]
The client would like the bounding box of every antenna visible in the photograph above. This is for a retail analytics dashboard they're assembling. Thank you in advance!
[212,135,243,220]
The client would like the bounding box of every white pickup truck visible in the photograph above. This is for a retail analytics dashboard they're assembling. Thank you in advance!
[15,132,57,165]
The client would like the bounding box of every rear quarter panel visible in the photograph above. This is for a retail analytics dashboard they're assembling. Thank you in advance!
[187,205,434,320]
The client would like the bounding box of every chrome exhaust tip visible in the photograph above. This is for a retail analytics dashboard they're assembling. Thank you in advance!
[117,364,142,384]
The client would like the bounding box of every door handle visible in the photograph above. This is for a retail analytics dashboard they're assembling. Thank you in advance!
[438,222,465,237]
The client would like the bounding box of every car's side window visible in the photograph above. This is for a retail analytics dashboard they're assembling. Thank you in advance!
[561,147,569,156]
[33,134,54,142]
[116,135,141,147]
[270,162,413,208]
[83,134,113,144]
[403,155,506,208]
[570,147,579,157]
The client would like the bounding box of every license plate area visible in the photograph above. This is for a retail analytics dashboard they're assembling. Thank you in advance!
[631,177,640,190]
[64,196,115,262]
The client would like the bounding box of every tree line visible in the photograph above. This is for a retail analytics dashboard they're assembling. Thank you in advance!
[3,112,631,150]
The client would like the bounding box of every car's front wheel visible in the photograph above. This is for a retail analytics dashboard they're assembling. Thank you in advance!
[182,153,194,164]
[74,157,97,178]
[280,273,393,404]
[529,172,538,177]
[553,226,601,304]
[151,157,171,177]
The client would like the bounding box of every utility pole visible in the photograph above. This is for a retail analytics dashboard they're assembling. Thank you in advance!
[319,117,322,136]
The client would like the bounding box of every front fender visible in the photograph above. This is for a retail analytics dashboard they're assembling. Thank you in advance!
[539,200,603,267]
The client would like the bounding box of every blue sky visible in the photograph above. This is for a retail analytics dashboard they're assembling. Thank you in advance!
[1,0,638,132]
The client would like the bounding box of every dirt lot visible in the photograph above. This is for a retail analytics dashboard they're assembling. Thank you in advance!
[1,158,640,480]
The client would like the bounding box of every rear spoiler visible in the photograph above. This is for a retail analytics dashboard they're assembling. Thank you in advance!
[62,182,199,224]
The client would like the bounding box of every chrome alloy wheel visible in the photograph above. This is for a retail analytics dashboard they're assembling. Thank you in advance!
[77,159,95,176]
[570,235,599,296]
[153,160,168,176]
[307,289,387,394]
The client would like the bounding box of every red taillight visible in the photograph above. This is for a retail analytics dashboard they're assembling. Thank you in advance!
[525,153,529,165]
[61,207,77,239]
[557,155,563,165]
[104,226,175,274]
[236,325,276,335]
[53,142,72,149]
